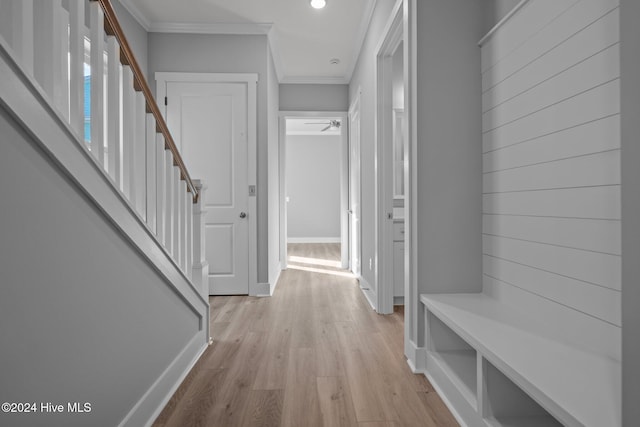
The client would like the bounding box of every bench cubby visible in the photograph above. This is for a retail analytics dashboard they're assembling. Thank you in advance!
[421,293,620,427]
[427,311,478,410]
[481,357,561,427]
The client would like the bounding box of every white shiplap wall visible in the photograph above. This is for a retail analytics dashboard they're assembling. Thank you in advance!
[480,0,621,356]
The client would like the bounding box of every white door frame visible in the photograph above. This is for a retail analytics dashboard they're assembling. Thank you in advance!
[375,0,405,315]
[406,0,418,364]
[348,91,362,278]
[156,72,258,294]
[279,111,349,270]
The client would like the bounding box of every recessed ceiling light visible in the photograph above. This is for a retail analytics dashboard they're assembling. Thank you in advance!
[330,58,340,65]
[310,0,326,9]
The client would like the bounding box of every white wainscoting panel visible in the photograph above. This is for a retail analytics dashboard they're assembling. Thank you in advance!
[483,214,620,255]
[483,8,620,113]
[481,0,618,85]
[483,115,620,172]
[480,0,578,73]
[481,0,621,355]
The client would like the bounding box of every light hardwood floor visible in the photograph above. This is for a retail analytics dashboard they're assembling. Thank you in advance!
[153,243,459,427]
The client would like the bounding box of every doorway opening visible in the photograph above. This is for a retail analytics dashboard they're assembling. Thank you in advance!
[375,0,406,314]
[279,112,349,272]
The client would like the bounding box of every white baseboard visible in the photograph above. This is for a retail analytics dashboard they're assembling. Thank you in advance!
[358,276,377,310]
[133,334,208,427]
[251,261,282,297]
[256,262,281,297]
[424,360,476,427]
[269,265,281,296]
[403,339,475,427]
[405,340,427,374]
[287,237,341,243]
[405,342,472,426]
[250,281,271,297]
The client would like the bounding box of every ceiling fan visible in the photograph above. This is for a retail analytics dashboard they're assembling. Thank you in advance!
[304,119,341,132]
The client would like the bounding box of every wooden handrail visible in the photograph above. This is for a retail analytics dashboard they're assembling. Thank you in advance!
[92,0,199,203]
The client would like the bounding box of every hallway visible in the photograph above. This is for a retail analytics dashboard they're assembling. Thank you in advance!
[153,243,458,427]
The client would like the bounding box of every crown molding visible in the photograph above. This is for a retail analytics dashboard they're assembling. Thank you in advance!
[267,30,285,83]
[345,0,377,82]
[280,75,350,85]
[119,0,151,30]
[149,21,273,35]
[115,0,373,85]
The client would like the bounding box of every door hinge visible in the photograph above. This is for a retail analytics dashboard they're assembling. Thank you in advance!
[164,96,167,106]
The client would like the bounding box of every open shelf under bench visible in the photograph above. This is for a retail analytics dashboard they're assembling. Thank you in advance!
[421,293,620,427]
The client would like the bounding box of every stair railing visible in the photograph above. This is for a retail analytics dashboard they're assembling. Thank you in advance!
[0,0,208,293]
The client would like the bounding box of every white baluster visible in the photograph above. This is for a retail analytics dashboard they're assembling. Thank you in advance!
[192,180,208,296]
[135,91,146,219]
[180,180,188,272]
[165,150,174,255]
[68,0,84,137]
[185,189,193,281]
[146,113,157,233]
[107,36,122,187]
[11,0,34,75]
[173,167,181,264]
[122,65,135,202]
[33,0,62,101]
[156,134,166,246]
[89,1,104,166]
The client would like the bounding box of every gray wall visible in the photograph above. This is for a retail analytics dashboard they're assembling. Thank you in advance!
[280,84,349,111]
[413,0,485,344]
[620,0,640,423]
[148,33,271,284]
[286,134,341,240]
[0,107,201,427]
[349,0,484,342]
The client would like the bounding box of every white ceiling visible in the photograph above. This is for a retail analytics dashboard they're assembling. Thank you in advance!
[120,0,377,84]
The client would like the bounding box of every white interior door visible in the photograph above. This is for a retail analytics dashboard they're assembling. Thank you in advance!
[166,81,249,295]
[348,98,361,277]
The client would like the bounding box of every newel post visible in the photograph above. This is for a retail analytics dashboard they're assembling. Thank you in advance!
[192,180,209,299]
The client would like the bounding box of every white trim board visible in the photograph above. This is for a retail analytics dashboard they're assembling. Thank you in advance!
[124,335,208,427]
[374,0,405,315]
[250,282,271,297]
[405,339,426,374]
[423,369,472,427]
[358,277,377,311]
[478,0,531,46]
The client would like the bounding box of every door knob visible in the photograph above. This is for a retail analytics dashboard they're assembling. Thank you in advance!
[239,212,247,219]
